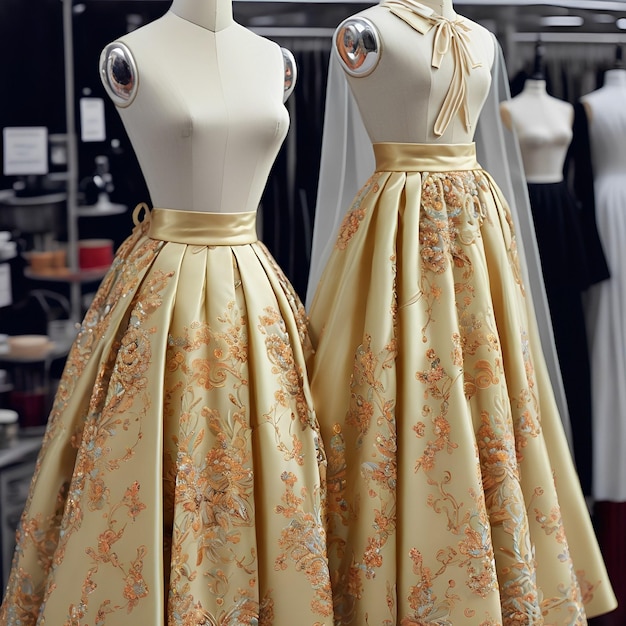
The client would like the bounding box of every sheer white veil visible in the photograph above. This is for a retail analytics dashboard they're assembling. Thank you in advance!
[306,34,573,447]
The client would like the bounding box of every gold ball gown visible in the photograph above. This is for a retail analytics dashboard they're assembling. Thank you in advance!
[306,2,616,624]
[0,27,332,624]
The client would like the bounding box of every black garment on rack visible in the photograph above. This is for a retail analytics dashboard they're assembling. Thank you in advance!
[526,180,597,494]
[568,102,611,285]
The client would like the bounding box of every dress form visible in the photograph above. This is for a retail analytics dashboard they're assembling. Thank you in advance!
[604,66,626,85]
[500,79,573,183]
[306,0,617,622]
[578,68,626,223]
[578,64,626,503]
[397,0,457,19]
[582,68,626,123]
[0,1,333,623]
[100,0,296,214]
[334,0,495,144]
[169,0,233,31]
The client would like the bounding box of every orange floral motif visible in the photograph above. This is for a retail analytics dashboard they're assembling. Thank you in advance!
[164,296,330,622]
[325,332,399,614]
[336,174,384,250]
[258,306,321,457]
[419,173,475,277]
[0,232,161,622]
[9,254,160,622]
[275,472,333,617]
[314,159,606,625]
[464,359,500,399]
[257,240,314,357]
[1,215,331,624]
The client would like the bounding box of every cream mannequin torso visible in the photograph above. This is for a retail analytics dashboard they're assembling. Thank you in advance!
[334,0,496,144]
[500,79,573,184]
[99,0,296,214]
[580,69,626,179]
[581,68,626,123]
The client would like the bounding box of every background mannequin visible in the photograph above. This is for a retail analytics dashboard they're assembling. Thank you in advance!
[500,83,573,182]
[500,41,573,183]
[307,0,615,623]
[575,57,626,626]
[0,1,333,624]
[500,47,609,499]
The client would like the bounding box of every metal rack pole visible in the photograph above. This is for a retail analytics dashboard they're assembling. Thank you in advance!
[62,0,82,322]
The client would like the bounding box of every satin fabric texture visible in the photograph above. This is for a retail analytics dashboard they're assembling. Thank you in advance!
[0,208,333,625]
[307,142,616,625]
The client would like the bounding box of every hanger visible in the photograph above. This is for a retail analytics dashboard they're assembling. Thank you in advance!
[614,44,624,69]
[531,37,545,80]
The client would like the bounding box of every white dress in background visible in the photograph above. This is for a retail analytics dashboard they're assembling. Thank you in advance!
[581,70,626,502]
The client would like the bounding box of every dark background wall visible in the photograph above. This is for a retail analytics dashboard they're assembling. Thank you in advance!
[0,1,170,205]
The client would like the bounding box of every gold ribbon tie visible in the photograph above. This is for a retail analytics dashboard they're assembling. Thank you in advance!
[381,0,482,136]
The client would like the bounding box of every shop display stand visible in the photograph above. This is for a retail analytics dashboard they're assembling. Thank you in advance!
[62,0,82,322]
[0,436,42,588]
[26,0,122,322]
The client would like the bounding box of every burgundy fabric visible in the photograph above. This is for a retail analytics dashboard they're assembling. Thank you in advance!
[589,502,625,624]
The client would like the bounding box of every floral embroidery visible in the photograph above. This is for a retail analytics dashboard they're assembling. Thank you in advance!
[256,241,313,358]
[275,471,333,617]
[164,297,330,622]
[336,173,384,250]
[0,224,162,624]
[2,219,332,624]
[311,159,603,625]
[49,268,165,620]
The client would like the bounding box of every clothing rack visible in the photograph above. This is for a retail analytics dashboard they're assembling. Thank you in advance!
[507,33,622,101]
[251,27,335,37]
[62,0,81,321]
[515,32,626,43]
[86,0,626,8]
[237,0,626,5]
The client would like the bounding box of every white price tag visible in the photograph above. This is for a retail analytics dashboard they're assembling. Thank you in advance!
[2,127,48,176]
[80,98,107,142]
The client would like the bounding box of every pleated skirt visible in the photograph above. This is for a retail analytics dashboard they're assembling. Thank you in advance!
[307,143,616,625]
[0,207,333,625]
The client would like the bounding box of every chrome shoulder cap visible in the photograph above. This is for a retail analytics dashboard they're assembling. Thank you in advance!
[335,17,381,77]
[281,47,297,101]
[99,41,137,107]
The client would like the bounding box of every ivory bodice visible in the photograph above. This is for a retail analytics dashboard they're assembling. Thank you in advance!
[500,81,573,184]
[335,2,495,144]
[100,13,293,213]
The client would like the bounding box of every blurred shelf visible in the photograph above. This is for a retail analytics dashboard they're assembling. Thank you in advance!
[0,192,66,207]
[0,342,64,364]
[0,436,42,469]
[76,203,127,217]
[24,266,109,283]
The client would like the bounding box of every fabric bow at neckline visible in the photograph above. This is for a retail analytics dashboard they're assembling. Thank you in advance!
[380,0,482,136]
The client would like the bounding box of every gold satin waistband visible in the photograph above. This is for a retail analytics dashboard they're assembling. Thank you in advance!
[373,142,480,172]
[148,208,258,246]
